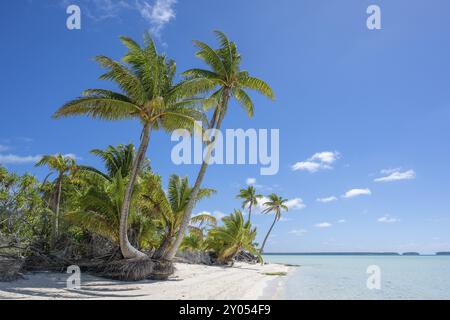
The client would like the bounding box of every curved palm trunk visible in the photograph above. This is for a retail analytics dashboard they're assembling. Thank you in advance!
[119,124,151,259]
[164,93,230,261]
[260,214,278,254]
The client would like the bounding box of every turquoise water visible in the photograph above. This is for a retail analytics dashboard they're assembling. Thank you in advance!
[263,255,450,300]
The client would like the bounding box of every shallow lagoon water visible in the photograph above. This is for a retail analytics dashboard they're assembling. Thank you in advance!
[263,255,450,299]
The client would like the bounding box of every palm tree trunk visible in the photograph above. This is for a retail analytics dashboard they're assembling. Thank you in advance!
[152,234,173,260]
[119,124,151,259]
[260,214,277,254]
[54,176,62,239]
[248,203,253,224]
[164,92,230,261]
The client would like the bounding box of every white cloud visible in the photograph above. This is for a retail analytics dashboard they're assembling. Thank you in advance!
[256,196,270,211]
[316,196,338,203]
[374,169,416,182]
[291,161,321,173]
[136,0,177,36]
[315,222,332,228]
[289,229,307,236]
[0,154,42,165]
[213,210,226,220]
[0,145,10,152]
[70,0,177,37]
[337,219,346,223]
[378,215,399,223]
[380,168,401,175]
[195,210,226,221]
[285,198,306,210]
[246,177,256,185]
[309,151,340,164]
[342,188,371,199]
[292,151,340,173]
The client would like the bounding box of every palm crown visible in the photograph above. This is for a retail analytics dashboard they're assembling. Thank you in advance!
[183,30,275,126]
[53,33,204,131]
[236,186,263,223]
[262,193,289,220]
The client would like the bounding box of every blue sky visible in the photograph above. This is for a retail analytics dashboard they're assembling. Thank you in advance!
[1,0,450,253]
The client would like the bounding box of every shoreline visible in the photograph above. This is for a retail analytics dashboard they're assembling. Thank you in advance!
[0,262,292,300]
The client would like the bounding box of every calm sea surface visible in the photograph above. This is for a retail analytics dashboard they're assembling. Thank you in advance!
[263,255,450,299]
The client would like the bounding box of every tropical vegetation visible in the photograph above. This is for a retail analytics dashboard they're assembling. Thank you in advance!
[0,30,288,281]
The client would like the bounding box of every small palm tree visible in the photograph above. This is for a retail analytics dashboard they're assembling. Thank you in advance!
[207,210,260,264]
[66,171,158,250]
[167,30,275,260]
[236,186,263,224]
[259,194,288,253]
[77,144,136,181]
[35,154,76,238]
[53,34,205,259]
[141,174,216,259]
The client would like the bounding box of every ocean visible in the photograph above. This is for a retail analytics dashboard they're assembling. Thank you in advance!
[263,254,450,299]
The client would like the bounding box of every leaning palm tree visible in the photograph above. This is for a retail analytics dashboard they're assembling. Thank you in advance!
[259,194,288,253]
[236,186,263,224]
[141,173,215,260]
[35,154,76,238]
[207,210,260,264]
[53,34,205,259]
[166,30,275,260]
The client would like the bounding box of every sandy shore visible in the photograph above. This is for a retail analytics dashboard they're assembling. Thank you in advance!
[0,262,291,300]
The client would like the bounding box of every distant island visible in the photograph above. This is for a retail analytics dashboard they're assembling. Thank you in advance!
[402,252,420,256]
[436,252,450,256]
[264,252,401,256]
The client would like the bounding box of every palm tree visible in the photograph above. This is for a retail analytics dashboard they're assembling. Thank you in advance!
[141,173,215,259]
[53,34,205,259]
[77,144,136,181]
[236,186,263,224]
[207,210,260,264]
[259,194,288,253]
[66,171,158,250]
[166,30,275,260]
[35,154,76,238]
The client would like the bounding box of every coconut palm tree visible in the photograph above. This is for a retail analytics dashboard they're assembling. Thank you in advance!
[66,171,158,250]
[259,194,288,253]
[236,186,263,224]
[35,154,76,238]
[141,173,216,259]
[77,144,136,181]
[207,210,260,264]
[166,30,275,260]
[53,34,205,259]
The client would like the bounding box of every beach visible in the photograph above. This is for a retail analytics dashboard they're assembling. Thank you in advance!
[0,262,292,300]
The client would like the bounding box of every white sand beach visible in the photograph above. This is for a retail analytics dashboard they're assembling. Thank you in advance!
[0,262,291,300]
